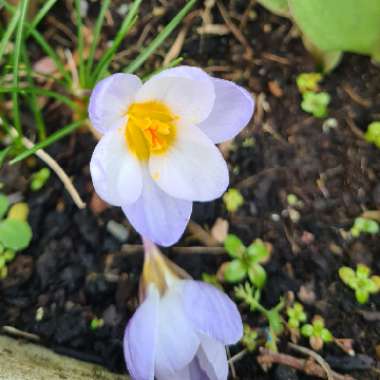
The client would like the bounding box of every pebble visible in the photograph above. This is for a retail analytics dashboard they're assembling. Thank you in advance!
[106,220,129,242]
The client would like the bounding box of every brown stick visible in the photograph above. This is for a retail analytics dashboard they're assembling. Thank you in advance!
[257,349,356,380]
[121,244,226,256]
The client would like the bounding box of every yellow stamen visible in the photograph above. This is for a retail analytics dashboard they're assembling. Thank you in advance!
[125,101,177,161]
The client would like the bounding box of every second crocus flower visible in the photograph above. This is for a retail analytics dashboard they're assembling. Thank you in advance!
[89,66,254,246]
[124,239,243,380]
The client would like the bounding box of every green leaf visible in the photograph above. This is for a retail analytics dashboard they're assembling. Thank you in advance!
[301,324,314,337]
[338,266,356,286]
[223,188,244,213]
[288,0,380,61]
[125,0,196,74]
[247,264,267,289]
[224,260,247,283]
[355,288,369,304]
[257,0,289,17]
[0,219,32,250]
[301,91,330,118]
[365,121,380,148]
[224,234,245,258]
[0,194,9,220]
[247,239,269,263]
[356,264,370,279]
[321,328,333,342]
[296,72,322,94]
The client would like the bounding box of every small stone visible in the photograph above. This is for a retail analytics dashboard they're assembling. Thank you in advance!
[106,220,129,242]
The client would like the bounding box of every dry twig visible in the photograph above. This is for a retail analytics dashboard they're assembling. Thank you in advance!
[10,128,86,209]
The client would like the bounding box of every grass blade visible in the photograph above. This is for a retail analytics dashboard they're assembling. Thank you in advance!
[85,0,111,83]
[21,43,46,140]
[12,0,30,136]
[29,0,58,30]
[90,0,143,85]
[125,0,196,74]
[10,119,85,164]
[74,0,85,87]
[2,0,71,85]
[0,87,79,111]
[0,3,20,63]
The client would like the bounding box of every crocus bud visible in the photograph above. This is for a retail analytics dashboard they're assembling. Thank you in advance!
[124,239,243,380]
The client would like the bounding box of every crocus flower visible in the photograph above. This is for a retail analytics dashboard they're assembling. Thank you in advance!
[124,239,243,380]
[89,66,254,246]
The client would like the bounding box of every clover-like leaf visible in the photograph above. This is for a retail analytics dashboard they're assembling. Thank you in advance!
[223,188,244,213]
[224,234,245,258]
[355,288,369,305]
[0,219,32,251]
[339,266,356,286]
[223,259,247,283]
[247,264,267,289]
[301,91,330,118]
[247,239,270,263]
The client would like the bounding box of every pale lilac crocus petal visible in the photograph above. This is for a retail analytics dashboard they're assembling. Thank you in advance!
[122,167,192,246]
[155,286,200,378]
[88,73,142,134]
[90,128,142,206]
[197,335,228,380]
[123,286,159,380]
[157,358,209,380]
[149,125,229,202]
[155,65,211,83]
[198,78,254,144]
[135,74,215,125]
[183,281,243,345]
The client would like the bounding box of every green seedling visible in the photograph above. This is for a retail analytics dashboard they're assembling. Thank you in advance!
[365,121,380,149]
[242,324,259,352]
[223,188,244,213]
[222,235,270,288]
[296,72,322,94]
[350,217,379,238]
[0,193,32,279]
[301,315,333,351]
[287,302,307,329]
[90,318,104,331]
[301,91,330,118]
[235,282,284,352]
[201,273,223,290]
[30,167,50,191]
[339,264,380,304]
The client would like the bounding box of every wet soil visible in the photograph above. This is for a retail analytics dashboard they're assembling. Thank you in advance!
[1,1,380,379]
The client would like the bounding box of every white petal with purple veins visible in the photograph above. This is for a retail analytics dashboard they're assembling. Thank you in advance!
[89,73,142,134]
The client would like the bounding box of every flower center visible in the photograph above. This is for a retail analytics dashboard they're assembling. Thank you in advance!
[125,101,177,161]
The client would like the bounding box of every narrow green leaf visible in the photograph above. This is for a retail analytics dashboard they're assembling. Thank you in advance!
[12,0,30,137]
[86,0,111,81]
[125,0,196,74]
[74,0,85,87]
[0,194,9,219]
[0,2,20,63]
[10,119,85,164]
[29,0,58,30]
[91,0,143,84]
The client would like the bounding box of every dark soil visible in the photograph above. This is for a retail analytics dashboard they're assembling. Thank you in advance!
[1,1,380,379]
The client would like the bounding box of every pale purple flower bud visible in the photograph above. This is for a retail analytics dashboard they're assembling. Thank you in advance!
[89,66,254,246]
[123,240,243,380]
